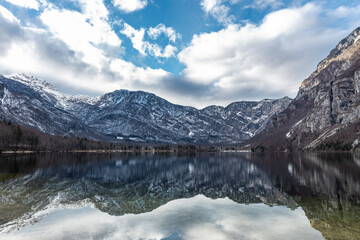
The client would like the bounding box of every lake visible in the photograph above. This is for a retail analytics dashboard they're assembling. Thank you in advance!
[0,152,359,240]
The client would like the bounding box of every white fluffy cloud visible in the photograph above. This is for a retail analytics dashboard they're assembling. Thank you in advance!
[179,3,360,105]
[121,23,146,55]
[147,44,178,59]
[148,24,181,43]
[113,0,147,13]
[121,23,178,58]
[0,0,171,98]
[200,0,234,25]
[4,0,39,10]
[110,59,168,85]
[39,0,121,68]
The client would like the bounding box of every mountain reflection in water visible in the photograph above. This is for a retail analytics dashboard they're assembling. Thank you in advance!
[0,152,359,239]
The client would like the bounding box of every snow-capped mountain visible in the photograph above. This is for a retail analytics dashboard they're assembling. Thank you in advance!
[0,74,291,144]
[0,74,100,139]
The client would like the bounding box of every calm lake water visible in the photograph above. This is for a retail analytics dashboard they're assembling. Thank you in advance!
[0,152,359,240]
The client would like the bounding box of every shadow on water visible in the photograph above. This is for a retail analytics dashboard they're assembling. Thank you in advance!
[0,152,359,239]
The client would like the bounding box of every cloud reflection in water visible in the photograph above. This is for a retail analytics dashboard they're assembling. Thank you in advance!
[2,195,323,240]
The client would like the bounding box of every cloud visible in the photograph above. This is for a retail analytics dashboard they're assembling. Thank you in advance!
[252,0,284,9]
[148,23,181,43]
[0,5,19,23]
[1,195,323,240]
[4,0,39,10]
[121,23,178,58]
[0,2,171,98]
[329,4,360,19]
[200,0,234,25]
[110,59,168,85]
[200,0,284,25]
[121,23,146,54]
[178,3,360,106]
[0,13,96,88]
[113,0,147,13]
[147,44,178,58]
[39,0,121,68]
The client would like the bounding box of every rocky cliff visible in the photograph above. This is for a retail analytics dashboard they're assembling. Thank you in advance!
[248,27,360,151]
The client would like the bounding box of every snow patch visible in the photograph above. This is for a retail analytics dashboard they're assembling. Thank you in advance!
[7,73,98,108]
[352,139,359,149]
[243,131,254,137]
[129,137,144,142]
[355,34,360,44]
[286,119,303,138]
[306,127,340,149]
[293,120,303,128]
[252,103,262,110]
[0,193,94,235]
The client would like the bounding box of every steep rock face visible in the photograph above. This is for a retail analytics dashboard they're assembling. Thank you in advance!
[0,74,291,144]
[248,27,360,151]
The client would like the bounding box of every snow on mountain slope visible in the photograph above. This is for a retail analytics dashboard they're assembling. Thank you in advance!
[6,74,99,108]
[1,74,292,144]
[0,75,100,138]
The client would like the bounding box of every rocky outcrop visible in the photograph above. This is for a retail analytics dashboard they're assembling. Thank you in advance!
[0,82,4,100]
[248,27,360,151]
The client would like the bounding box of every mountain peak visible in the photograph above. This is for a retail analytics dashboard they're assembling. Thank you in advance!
[300,27,360,91]
[248,27,360,151]
[6,73,102,107]
[316,27,360,73]
[6,73,55,90]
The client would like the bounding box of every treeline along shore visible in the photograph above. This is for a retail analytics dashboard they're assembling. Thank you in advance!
[0,121,233,153]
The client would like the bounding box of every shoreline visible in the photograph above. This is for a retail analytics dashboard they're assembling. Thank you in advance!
[0,149,224,154]
[1,149,355,154]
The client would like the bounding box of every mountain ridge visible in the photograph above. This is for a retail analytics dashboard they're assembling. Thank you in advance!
[0,73,292,144]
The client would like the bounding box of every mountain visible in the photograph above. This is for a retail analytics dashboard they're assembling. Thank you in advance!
[248,27,360,151]
[0,75,101,139]
[0,74,291,144]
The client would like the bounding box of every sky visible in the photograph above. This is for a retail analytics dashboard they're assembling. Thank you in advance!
[0,0,359,108]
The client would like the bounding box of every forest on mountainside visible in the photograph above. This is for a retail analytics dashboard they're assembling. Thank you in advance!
[0,121,224,153]
[0,121,123,152]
